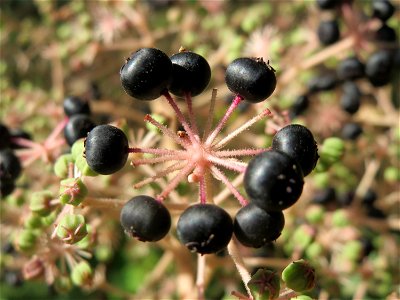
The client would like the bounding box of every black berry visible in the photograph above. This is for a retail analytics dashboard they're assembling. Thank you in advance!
[337,56,365,81]
[85,125,129,175]
[0,123,11,150]
[244,150,304,212]
[308,73,338,93]
[365,50,394,87]
[341,122,363,140]
[120,48,172,100]
[272,124,319,176]
[290,95,310,118]
[375,24,397,43]
[225,57,276,103]
[234,203,285,248]
[0,149,22,181]
[169,51,211,97]
[340,81,361,114]
[316,0,341,10]
[177,204,233,254]
[1,179,15,198]
[9,128,32,149]
[371,0,395,22]
[317,20,340,45]
[64,114,96,146]
[312,187,336,205]
[120,195,171,242]
[63,96,91,117]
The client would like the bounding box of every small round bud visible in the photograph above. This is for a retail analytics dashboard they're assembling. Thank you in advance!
[17,229,38,252]
[71,261,93,286]
[56,214,88,244]
[282,259,316,292]
[320,137,345,164]
[53,274,73,294]
[29,191,54,216]
[41,210,59,227]
[331,209,350,227]
[54,153,74,178]
[24,213,43,229]
[59,178,88,206]
[95,245,114,263]
[248,269,280,300]
[75,153,98,177]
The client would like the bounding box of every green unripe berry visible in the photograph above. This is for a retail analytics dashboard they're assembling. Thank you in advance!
[321,137,345,162]
[17,229,38,252]
[75,153,98,177]
[71,138,85,160]
[248,269,280,300]
[75,225,93,250]
[30,191,54,216]
[54,153,74,178]
[331,209,350,227]
[342,240,363,261]
[56,214,88,244]
[305,205,325,224]
[54,274,73,294]
[71,261,93,286]
[384,166,400,182]
[41,209,59,227]
[293,224,314,250]
[95,245,113,263]
[313,172,329,189]
[24,213,43,229]
[282,259,316,292]
[305,242,323,259]
[59,177,88,206]
[146,114,165,133]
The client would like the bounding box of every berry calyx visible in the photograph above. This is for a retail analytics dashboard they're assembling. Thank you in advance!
[177,204,233,254]
[169,50,211,97]
[225,57,276,103]
[120,195,171,242]
[84,125,129,175]
[244,150,304,211]
[120,48,172,100]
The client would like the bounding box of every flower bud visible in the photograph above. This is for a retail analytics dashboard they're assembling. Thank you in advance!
[17,229,38,252]
[24,213,43,229]
[54,153,74,178]
[56,214,88,244]
[54,274,73,294]
[59,178,88,206]
[29,191,54,216]
[71,261,93,286]
[282,259,316,292]
[248,269,280,300]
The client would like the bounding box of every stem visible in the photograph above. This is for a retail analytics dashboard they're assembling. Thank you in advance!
[205,95,243,146]
[214,108,272,149]
[202,89,218,141]
[227,238,252,299]
[129,147,185,156]
[210,166,248,206]
[199,175,207,204]
[196,254,206,300]
[207,155,247,173]
[144,114,188,148]
[185,92,199,136]
[215,148,270,158]
[162,91,197,144]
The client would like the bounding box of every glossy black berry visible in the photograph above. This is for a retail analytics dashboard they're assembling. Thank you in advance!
[234,203,285,248]
[312,187,336,205]
[361,189,378,206]
[337,56,365,81]
[63,96,91,117]
[85,125,129,175]
[371,0,395,21]
[272,124,319,176]
[120,48,172,100]
[1,179,16,198]
[120,195,171,242]
[375,24,397,43]
[289,95,310,118]
[308,73,338,93]
[244,150,304,212]
[177,204,233,254]
[340,81,361,114]
[0,123,11,150]
[0,149,22,181]
[64,114,96,146]
[316,0,341,10]
[168,51,211,97]
[341,122,363,140]
[365,50,394,87]
[225,57,276,103]
[317,20,340,45]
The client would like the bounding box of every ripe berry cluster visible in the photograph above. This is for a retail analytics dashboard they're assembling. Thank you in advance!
[84,46,318,255]
[290,0,398,141]
[236,124,318,248]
